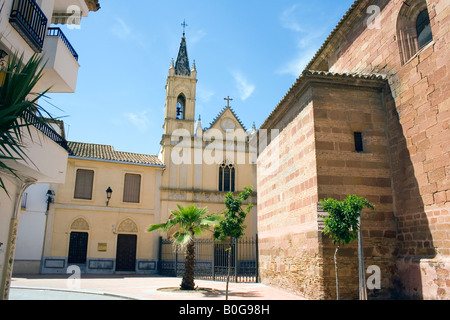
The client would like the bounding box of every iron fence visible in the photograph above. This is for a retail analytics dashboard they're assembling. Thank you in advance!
[158,236,259,283]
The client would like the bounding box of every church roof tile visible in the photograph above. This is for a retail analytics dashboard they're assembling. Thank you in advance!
[68,141,164,167]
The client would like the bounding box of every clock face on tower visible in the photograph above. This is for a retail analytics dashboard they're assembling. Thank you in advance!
[221,119,235,132]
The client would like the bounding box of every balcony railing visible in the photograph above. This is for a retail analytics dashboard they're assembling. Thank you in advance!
[23,110,70,152]
[9,0,48,53]
[47,27,79,61]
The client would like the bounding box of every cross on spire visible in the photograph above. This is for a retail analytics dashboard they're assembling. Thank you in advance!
[181,19,188,36]
[224,96,233,108]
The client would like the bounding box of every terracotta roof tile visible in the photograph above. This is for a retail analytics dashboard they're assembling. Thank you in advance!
[68,141,164,167]
[261,70,387,129]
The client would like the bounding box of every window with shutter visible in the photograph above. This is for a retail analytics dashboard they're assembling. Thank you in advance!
[74,169,94,200]
[123,173,141,203]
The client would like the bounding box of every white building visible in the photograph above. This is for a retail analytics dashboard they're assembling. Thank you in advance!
[0,0,100,300]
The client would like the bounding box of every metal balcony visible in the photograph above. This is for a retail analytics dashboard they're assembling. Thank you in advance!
[47,27,79,61]
[22,110,70,152]
[9,0,48,53]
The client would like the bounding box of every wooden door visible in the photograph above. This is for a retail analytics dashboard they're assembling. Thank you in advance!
[116,234,137,272]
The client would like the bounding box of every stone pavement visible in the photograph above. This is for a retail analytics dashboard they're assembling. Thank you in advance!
[9,275,306,300]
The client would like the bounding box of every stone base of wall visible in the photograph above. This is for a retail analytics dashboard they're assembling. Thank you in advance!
[40,257,158,275]
[12,260,41,275]
[396,256,450,300]
[259,231,325,300]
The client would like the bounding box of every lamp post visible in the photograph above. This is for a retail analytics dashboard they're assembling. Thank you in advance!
[106,187,113,206]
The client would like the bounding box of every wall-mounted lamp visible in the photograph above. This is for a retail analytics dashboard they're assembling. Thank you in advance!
[0,49,7,67]
[106,187,113,206]
[0,50,7,86]
[46,190,55,212]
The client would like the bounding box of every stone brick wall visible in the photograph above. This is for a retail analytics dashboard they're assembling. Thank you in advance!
[307,0,449,299]
[313,81,398,299]
[257,88,324,299]
[258,72,400,299]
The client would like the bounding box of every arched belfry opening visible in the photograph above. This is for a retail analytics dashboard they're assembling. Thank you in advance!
[177,94,186,120]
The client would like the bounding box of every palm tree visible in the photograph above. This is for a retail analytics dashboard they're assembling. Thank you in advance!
[147,204,222,290]
[0,53,53,195]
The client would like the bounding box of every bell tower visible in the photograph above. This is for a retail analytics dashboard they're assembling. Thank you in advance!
[162,31,197,142]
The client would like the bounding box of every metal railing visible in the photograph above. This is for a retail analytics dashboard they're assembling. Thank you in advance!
[22,110,70,152]
[47,27,79,61]
[159,236,259,283]
[9,0,48,53]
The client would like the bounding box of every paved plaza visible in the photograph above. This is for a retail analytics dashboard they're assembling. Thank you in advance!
[9,275,305,300]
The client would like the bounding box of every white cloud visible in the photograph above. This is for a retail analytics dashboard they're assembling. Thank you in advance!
[112,18,132,39]
[232,71,255,101]
[111,17,145,47]
[276,48,317,77]
[278,5,328,77]
[190,29,207,45]
[197,84,215,103]
[125,111,150,133]
[280,5,304,32]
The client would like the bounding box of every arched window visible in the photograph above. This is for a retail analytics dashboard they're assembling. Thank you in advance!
[219,162,235,192]
[397,0,433,65]
[416,9,433,50]
[176,94,186,120]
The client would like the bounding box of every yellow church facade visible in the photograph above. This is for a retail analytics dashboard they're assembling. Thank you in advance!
[39,34,257,274]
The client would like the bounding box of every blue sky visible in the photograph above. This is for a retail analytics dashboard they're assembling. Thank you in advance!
[45,0,355,155]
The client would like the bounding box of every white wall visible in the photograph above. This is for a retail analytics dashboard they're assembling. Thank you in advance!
[15,184,50,261]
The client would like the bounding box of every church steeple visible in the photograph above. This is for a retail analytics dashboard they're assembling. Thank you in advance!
[162,26,197,141]
[175,34,191,76]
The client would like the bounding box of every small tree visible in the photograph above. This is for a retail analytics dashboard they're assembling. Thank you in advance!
[214,186,253,300]
[147,204,222,290]
[321,194,374,300]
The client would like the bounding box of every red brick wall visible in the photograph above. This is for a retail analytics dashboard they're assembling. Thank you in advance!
[257,90,325,299]
[316,0,449,299]
[313,82,398,299]
[258,0,448,299]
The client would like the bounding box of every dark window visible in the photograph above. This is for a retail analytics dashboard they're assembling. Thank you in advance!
[416,9,433,50]
[176,94,186,120]
[68,232,88,264]
[123,173,141,203]
[219,162,235,192]
[354,132,364,152]
[74,169,94,200]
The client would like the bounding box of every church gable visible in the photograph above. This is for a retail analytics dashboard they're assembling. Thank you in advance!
[206,107,248,136]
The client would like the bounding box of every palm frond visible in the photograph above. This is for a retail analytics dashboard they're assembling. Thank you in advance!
[0,52,55,195]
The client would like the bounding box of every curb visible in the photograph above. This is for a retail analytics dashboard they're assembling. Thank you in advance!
[10,286,140,300]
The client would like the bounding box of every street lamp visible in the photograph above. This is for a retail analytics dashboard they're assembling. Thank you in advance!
[106,187,113,206]
[46,190,55,212]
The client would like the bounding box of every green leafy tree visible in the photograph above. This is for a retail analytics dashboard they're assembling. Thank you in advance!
[321,194,374,300]
[0,53,53,195]
[214,186,253,300]
[147,204,222,290]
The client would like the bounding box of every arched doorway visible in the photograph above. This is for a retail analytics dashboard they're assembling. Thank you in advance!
[68,218,89,264]
[115,219,138,272]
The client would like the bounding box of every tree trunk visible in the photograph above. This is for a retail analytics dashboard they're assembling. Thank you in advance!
[334,245,339,300]
[180,235,195,291]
